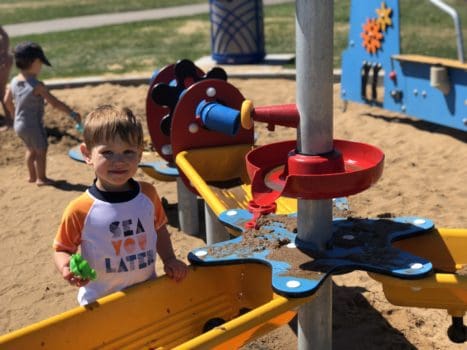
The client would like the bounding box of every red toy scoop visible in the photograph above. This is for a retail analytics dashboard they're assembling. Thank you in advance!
[246,139,384,205]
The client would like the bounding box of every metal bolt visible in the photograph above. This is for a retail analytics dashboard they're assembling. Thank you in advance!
[206,87,216,97]
[188,122,199,134]
[463,118,467,126]
[349,40,355,47]
[161,144,173,155]
[422,90,427,97]
[195,250,207,257]
[413,89,418,96]
[410,263,423,270]
[413,218,426,225]
[286,280,301,288]
[401,105,406,112]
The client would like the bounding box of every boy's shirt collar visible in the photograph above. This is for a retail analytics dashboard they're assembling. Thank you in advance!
[88,178,139,203]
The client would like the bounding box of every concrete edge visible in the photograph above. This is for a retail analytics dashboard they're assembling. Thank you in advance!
[46,69,346,89]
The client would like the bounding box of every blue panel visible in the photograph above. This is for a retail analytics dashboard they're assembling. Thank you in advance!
[341,0,467,132]
[386,61,467,131]
[139,160,179,177]
[189,214,434,298]
[341,0,400,104]
[68,147,180,177]
[68,146,85,163]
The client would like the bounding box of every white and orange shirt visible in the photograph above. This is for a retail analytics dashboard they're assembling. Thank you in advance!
[54,179,168,305]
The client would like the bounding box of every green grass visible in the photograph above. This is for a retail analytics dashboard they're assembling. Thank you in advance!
[400,0,467,59]
[7,1,466,79]
[0,0,206,25]
[264,2,351,67]
[10,15,212,79]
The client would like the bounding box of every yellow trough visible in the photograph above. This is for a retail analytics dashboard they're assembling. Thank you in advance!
[370,228,467,317]
[175,145,297,221]
[0,264,309,350]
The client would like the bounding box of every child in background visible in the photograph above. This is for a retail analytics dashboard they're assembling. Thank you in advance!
[3,41,81,185]
[53,105,188,305]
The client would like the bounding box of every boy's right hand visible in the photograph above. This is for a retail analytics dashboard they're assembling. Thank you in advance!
[61,264,89,287]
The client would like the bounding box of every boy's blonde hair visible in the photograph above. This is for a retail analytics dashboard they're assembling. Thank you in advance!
[83,105,144,150]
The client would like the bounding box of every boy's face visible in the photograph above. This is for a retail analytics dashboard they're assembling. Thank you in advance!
[80,136,142,192]
[28,59,43,75]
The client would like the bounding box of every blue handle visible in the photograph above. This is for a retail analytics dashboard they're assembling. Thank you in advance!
[196,100,240,136]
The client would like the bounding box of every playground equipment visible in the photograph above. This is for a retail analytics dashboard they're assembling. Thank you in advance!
[148,58,273,243]
[146,58,351,244]
[370,227,467,343]
[149,1,465,348]
[341,0,466,131]
[0,264,310,349]
[2,0,466,348]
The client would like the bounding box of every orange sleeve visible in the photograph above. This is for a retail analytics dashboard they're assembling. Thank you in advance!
[53,194,94,253]
[139,182,168,230]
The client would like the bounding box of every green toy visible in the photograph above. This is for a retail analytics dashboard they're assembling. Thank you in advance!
[70,253,97,281]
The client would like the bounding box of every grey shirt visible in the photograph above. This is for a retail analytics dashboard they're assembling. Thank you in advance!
[10,76,45,132]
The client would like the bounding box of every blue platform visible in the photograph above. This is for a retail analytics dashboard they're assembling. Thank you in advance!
[189,213,434,298]
[139,161,179,177]
[68,146,85,163]
[68,146,179,177]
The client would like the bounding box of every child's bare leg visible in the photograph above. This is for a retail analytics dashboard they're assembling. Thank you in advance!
[35,148,52,186]
[25,148,37,182]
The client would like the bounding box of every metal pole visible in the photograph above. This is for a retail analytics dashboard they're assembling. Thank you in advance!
[296,0,334,349]
[176,177,200,235]
[204,202,230,245]
[429,0,465,63]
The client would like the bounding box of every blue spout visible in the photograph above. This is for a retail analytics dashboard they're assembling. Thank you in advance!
[196,100,241,136]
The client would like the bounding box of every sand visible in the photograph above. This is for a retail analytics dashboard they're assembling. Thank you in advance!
[0,79,465,349]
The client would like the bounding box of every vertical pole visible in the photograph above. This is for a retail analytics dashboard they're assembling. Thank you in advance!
[296,0,334,349]
[176,177,200,236]
[204,203,230,245]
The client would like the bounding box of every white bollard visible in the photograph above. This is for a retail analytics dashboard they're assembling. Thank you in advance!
[176,177,199,235]
[204,202,230,245]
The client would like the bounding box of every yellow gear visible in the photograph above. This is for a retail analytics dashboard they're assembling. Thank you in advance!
[376,1,393,31]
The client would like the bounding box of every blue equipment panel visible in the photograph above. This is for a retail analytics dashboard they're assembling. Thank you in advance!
[189,212,434,298]
[341,0,467,132]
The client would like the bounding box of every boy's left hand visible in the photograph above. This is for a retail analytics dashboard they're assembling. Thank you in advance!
[163,258,188,282]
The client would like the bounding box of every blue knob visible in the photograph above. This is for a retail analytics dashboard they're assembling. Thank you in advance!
[196,100,240,136]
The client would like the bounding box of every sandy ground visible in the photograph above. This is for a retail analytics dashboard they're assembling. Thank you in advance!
[0,79,466,349]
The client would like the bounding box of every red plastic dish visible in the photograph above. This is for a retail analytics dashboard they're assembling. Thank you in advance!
[246,139,384,204]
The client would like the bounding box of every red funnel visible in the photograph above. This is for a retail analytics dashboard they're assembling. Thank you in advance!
[246,140,384,205]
